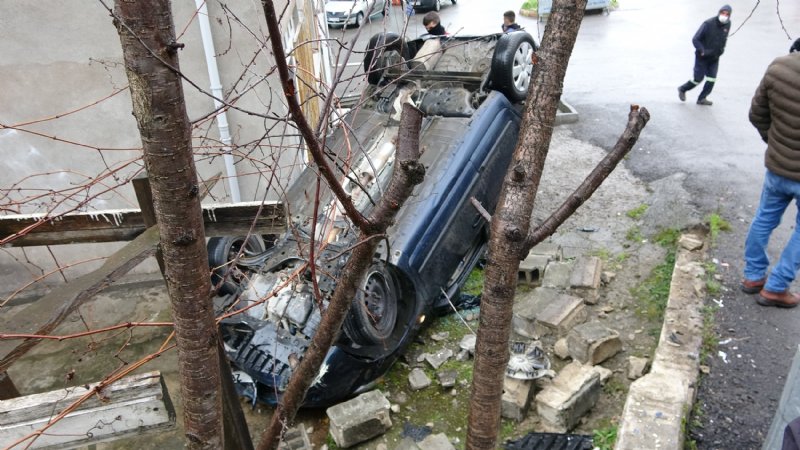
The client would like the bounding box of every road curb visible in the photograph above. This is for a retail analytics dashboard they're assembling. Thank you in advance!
[615,232,707,449]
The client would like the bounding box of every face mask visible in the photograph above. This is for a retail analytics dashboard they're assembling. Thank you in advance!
[718,14,729,24]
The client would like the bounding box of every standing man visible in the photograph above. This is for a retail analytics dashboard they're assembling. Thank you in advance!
[741,39,800,308]
[677,5,732,106]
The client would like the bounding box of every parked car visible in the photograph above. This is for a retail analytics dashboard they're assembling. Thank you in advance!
[408,0,455,12]
[209,30,538,407]
[326,0,387,28]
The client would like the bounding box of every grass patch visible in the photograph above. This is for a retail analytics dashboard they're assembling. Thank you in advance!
[631,229,679,322]
[592,423,618,450]
[625,226,644,243]
[463,267,484,296]
[706,213,731,246]
[699,304,719,363]
[704,262,721,295]
[626,204,648,220]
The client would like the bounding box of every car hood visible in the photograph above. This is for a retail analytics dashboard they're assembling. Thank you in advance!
[326,0,364,14]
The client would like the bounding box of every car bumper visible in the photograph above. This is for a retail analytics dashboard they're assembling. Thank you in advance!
[327,15,357,26]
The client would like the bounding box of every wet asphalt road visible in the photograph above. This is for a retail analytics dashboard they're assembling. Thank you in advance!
[330,0,800,448]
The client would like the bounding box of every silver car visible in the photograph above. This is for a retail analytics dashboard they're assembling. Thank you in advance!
[325,0,388,28]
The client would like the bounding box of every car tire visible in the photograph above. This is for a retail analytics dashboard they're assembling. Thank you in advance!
[363,32,411,85]
[490,32,537,102]
[207,235,267,295]
[355,12,364,28]
[434,0,440,11]
[451,0,456,4]
[343,262,400,347]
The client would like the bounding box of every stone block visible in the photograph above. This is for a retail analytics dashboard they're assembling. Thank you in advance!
[326,390,392,448]
[501,376,536,421]
[593,365,613,384]
[278,425,312,450]
[459,334,476,354]
[627,356,649,380]
[529,242,563,261]
[569,256,602,304]
[542,261,574,289]
[535,361,601,432]
[396,437,421,450]
[678,233,704,251]
[425,348,453,369]
[567,322,622,365]
[437,370,457,388]
[512,288,587,338]
[553,338,570,360]
[409,368,432,390]
[518,254,550,286]
[418,433,456,450]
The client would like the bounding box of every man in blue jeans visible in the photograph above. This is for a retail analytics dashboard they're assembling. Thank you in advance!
[741,39,800,308]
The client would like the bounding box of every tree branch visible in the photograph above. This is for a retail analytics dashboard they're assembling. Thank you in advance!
[261,0,371,232]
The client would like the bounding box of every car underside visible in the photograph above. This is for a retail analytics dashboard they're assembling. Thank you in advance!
[210,30,538,407]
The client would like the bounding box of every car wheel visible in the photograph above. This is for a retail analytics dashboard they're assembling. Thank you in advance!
[355,12,364,27]
[450,0,456,4]
[490,32,537,102]
[207,235,267,295]
[343,263,399,345]
[434,0,440,11]
[363,32,411,85]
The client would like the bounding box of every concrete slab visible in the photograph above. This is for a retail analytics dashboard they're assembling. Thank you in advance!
[512,288,587,338]
[535,361,601,432]
[326,390,392,448]
[566,322,622,365]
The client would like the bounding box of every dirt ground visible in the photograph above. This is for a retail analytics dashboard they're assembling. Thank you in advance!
[3,126,689,449]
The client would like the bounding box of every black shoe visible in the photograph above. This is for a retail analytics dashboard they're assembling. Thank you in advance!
[697,98,713,106]
[678,88,686,102]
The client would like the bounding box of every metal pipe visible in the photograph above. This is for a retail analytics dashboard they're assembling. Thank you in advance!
[195,0,242,202]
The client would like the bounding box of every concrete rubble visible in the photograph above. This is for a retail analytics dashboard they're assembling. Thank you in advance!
[501,376,536,421]
[326,390,392,448]
[566,321,623,365]
[535,361,602,432]
[408,368,432,391]
[512,288,587,338]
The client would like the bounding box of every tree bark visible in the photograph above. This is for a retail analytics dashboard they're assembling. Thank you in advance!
[113,2,223,449]
[466,1,588,448]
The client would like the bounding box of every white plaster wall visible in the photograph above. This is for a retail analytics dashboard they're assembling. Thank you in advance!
[0,0,317,296]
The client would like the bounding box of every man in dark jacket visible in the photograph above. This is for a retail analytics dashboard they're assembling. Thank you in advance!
[677,5,732,106]
[741,39,800,308]
[502,11,522,33]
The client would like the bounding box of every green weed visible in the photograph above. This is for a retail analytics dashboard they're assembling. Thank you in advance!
[592,424,618,450]
[463,268,484,296]
[631,247,675,322]
[699,304,719,363]
[625,226,644,243]
[706,213,732,246]
[654,228,680,247]
[626,204,648,220]
[521,0,537,9]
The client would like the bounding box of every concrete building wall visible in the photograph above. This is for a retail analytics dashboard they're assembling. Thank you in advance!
[0,1,328,296]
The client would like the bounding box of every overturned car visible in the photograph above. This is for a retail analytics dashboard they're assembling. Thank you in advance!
[209,30,538,407]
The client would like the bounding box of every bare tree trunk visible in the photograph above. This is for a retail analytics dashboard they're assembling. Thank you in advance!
[466,1,588,448]
[113,2,223,449]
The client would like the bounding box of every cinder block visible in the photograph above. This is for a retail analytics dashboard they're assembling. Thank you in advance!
[278,425,312,450]
[501,376,536,421]
[518,254,550,286]
[326,390,392,448]
[512,288,587,338]
[566,322,622,365]
[535,361,601,432]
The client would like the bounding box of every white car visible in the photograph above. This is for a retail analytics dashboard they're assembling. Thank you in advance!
[326,0,387,28]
